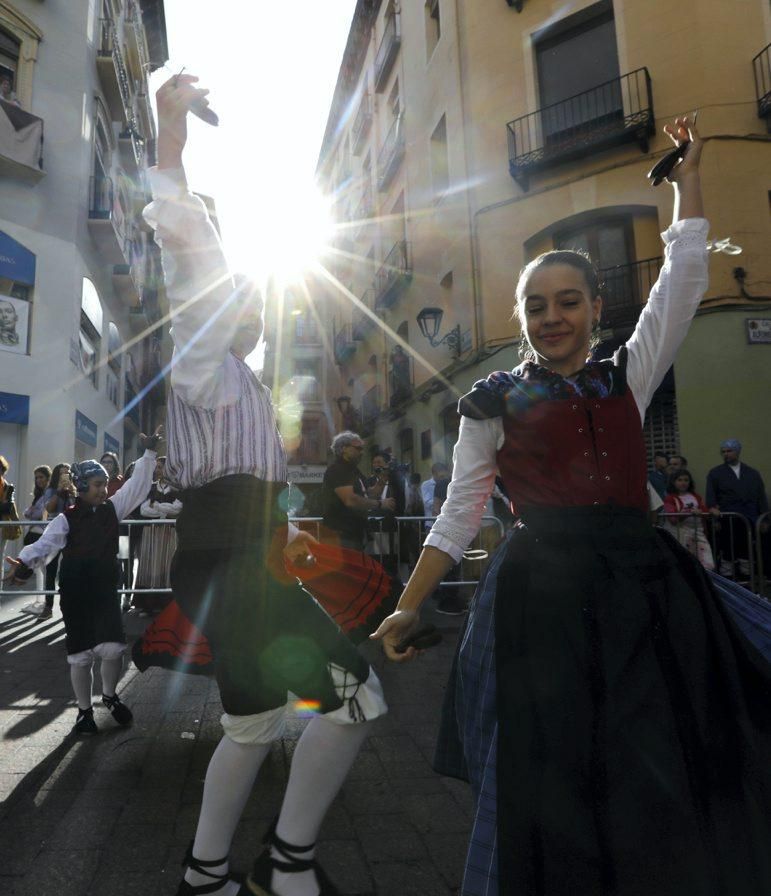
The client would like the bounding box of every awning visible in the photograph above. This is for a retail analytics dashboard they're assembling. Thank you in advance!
[0,230,36,286]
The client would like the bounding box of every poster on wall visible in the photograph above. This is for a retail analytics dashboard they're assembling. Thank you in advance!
[0,293,30,355]
[746,318,771,344]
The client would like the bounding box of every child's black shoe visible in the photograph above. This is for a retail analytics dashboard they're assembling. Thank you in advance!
[74,707,98,736]
[102,693,133,726]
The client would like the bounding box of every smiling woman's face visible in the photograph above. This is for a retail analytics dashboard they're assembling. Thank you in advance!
[519,264,601,376]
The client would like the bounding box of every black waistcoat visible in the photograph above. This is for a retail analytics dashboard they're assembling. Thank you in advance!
[63,499,119,561]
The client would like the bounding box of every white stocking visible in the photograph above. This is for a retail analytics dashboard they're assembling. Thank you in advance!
[184,735,271,894]
[100,656,122,697]
[70,663,93,710]
[272,716,373,896]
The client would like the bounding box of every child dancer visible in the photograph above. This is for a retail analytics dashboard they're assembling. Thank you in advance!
[5,431,162,735]
[663,468,715,570]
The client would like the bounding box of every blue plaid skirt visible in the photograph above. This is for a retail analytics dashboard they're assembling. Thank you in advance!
[435,510,771,896]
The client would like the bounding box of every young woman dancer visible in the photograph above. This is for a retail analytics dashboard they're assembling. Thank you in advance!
[374,117,771,896]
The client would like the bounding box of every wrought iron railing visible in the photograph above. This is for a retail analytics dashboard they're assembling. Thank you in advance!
[334,323,357,365]
[98,17,138,133]
[506,68,655,189]
[374,240,411,310]
[377,114,405,191]
[352,289,377,341]
[354,189,374,232]
[374,12,401,92]
[361,384,382,426]
[599,256,662,330]
[388,351,413,407]
[752,43,771,122]
[352,93,373,154]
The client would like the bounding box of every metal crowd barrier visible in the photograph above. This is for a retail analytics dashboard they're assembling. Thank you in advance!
[0,517,176,598]
[755,511,771,598]
[290,515,506,588]
[659,510,759,594]
[6,510,762,600]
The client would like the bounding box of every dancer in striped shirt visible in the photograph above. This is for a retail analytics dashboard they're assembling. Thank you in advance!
[144,73,387,896]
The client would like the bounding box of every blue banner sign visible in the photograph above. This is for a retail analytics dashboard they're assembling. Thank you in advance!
[0,391,29,425]
[104,432,120,456]
[0,231,36,286]
[75,410,97,447]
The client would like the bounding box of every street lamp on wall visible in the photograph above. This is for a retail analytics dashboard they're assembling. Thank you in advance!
[416,307,461,358]
[335,395,352,415]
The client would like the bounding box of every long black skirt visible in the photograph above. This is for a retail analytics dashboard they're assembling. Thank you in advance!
[438,505,771,896]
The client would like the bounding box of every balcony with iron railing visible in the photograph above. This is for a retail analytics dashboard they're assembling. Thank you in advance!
[361,384,382,428]
[753,43,771,127]
[124,0,151,80]
[374,12,401,92]
[0,99,44,181]
[292,315,322,345]
[506,68,655,190]
[334,322,358,365]
[97,16,137,130]
[352,289,378,341]
[88,174,130,264]
[354,189,374,237]
[352,93,373,154]
[118,125,144,172]
[374,240,411,310]
[599,256,662,331]
[113,232,145,307]
[388,349,413,407]
[377,114,405,191]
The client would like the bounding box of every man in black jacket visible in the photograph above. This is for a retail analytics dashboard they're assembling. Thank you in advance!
[706,438,769,578]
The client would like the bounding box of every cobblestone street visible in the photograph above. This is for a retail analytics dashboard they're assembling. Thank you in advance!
[0,588,471,895]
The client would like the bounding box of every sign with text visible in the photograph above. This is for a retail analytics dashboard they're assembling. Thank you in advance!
[0,391,29,425]
[75,410,97,448]
[104,432,120,456]
[746,318,771,344]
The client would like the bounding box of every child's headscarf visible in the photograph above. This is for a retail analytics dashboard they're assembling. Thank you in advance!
[70,460,108,492]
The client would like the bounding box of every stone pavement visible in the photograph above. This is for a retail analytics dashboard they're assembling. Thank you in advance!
[0,586,472,895]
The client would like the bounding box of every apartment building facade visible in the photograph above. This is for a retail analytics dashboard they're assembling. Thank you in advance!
[0,0,169,507]
[317,0,771,491]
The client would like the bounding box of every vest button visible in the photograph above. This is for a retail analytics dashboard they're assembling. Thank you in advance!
[595,403,601,409]
[572,404,578,410]
[589,474,595,480]
[578,428,584,433]
[583,451,589,457]
[598,427,604,433]
[604,475,611,481]
[601,451,608,457]
[593,501,600,505]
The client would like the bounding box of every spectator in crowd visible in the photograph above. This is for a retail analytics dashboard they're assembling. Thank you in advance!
[0,75,21,107]
[662,468,714,570]
[131,456,182,616]
[121,460,142,612]
[100,452,124,497]
[706,438,769,578]
[667,453,687,475]
[18,465,51,615]
[34,463,78,616]
[366,451,405,574]
[648,450,669,500]
[401,472,425,571]
[421,462,449,520]
[322,431,394,551]
[0,454,20,572]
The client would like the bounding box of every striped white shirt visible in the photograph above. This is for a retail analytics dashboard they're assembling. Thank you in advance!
[144,167,287,490]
